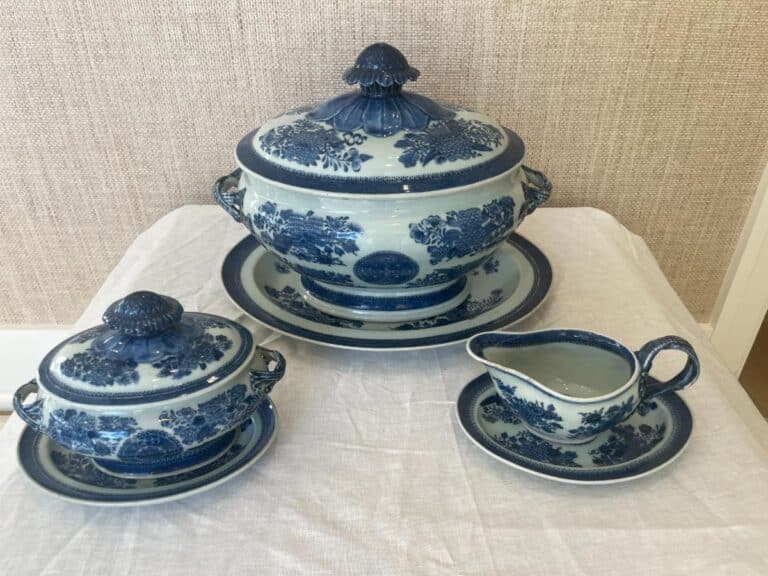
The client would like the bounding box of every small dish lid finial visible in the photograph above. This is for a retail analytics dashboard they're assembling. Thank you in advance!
[342,42,420,90]
[102,291,184,338]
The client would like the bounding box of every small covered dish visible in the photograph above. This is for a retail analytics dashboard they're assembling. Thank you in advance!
[13,291,285,476]
[214,42,551,323]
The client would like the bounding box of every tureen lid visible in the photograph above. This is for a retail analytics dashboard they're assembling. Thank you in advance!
[37,291,253,406]
[236,43,525,194]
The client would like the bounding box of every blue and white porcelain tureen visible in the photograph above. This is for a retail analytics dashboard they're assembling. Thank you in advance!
[13,291,285,477]
[214,42,551,322]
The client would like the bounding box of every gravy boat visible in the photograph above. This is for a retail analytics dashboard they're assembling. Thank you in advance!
[466,329,699,444]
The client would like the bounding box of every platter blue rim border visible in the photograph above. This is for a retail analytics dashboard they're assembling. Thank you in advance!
[456,373,693,483]
[221,233,552,349]
[17,399,277,504]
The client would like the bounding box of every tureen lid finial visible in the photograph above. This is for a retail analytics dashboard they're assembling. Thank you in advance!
[342,43,420,89]
[102,291,184,338]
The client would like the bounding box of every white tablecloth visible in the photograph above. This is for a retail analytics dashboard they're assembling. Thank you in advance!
[1,206,767,575]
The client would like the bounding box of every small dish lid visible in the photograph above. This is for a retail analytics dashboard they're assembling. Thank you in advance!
[236,43,525,194]
[38,291,253,406]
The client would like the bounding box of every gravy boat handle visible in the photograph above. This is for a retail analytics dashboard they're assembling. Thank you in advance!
[636,336,700,400]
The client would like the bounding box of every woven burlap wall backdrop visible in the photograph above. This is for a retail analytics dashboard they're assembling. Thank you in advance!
[1,0,767,324]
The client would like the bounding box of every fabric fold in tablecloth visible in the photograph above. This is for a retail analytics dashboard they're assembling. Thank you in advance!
[0,206,766,575]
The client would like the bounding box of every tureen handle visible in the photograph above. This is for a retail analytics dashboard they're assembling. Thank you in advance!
[635,336,700,400]
[520,165,552,217]
[249,348,286,397]
[13,379,44,431]
[213,169,246,223]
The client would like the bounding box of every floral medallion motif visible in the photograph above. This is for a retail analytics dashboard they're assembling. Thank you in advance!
[492,380,564,434]
[394,119,503,167]
[59,350,139,387]
[395,289,504,330]
[259,118,372,172]
[567,396,636,440]
[492,431,581,467]
[589,423,667,466]
[45,409,139,456]
[117,430,184,461]
[264,286,364,329]
[151,331,233,380]
[50,451,137,489]
[409,197,516,264]
[353,251,420,285]
[159,384,264,446]
[252,202,363,266]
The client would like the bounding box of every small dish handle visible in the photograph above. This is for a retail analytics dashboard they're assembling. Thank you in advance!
[213,168,246,223]
[13,379,44,430]
[249,349,286,397]
[636,336,700,400]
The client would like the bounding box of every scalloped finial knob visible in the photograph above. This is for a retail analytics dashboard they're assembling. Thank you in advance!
[103,291,183,338]
[343,43,420,94]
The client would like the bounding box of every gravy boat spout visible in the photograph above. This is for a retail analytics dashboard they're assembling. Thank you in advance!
[466,329,699,444]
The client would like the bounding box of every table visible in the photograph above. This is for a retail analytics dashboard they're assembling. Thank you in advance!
[1,206,766,575]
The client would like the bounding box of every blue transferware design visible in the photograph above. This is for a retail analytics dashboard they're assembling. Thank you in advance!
[395,289,504,330]
[251,201,363,266]
[302,275,467,314]
[275,260,291,274]
[479,395,520,424]
[567,396,636,440]
[60,352,139,387]
[406,257,489,288]
[308,43,454,137]
[395,119,503,168]
[456,373,694,483]
[13,291,285,480]
[17,404,278,505]
[493,431,580,467]
[221,233,551,349]
[467,329,700,444]
[481,257,500,275]
[264,285,364,329]
[636,400,658,416]
[50,452,138,490]
[46,409,139,456]
[159,383,265,445]
[259,119,372,172]
[151,330,233,379]
[589,423,666,466]
[353,251,420,285]
[293,264,354,286]
[409,197,516,264]
[492,379,564,434]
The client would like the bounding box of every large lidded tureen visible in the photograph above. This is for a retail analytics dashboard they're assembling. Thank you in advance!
[13,291,285,476]
[214,43,551,323]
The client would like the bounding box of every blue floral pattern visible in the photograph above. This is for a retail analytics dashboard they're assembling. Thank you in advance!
[567,396,636,440]
[50,451,137,489]
[480,396,520,424]
[45,409,139,456]
[589,423,667,466]
[117,430,183,461]
[395,289,504,330]
[252,202,363,266]
[492,431,581,467]
[410,197,516,264]
[151,331,233,380]
[406,257,487,288]
[395,119,503,167]
[264,286,364,328]
[481,257,500,275]
[59,350,139,387]
[353,251,420,285]
[294,264,354,286]
[259,119,372,172]
[493,379,564,434]
[159,384,264,446]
